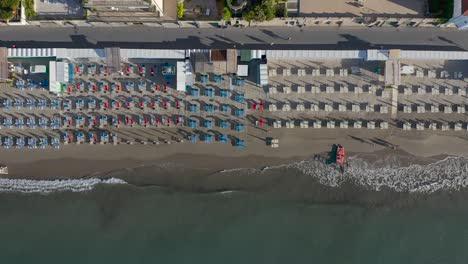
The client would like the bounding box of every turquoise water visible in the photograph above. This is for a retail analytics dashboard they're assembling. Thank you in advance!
[0,185,467,264]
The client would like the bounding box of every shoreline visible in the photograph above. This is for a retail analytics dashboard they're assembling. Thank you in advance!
[0,131,465,186]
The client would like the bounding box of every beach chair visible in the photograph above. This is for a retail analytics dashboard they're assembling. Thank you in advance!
[51,117,59,129]
[126,97,134,110]
[100,132,109,144]
[62,132,71,145]
[235,123,245,132]
[204,119,213,129]
[50,99,60,110]
[219,134,228,143]
[76,132,85,144]
[149,81,158,93]
[125,81,134,93]
[39,137,47,149]
[190,88,200,97]
[15,137,25,149]
[204,134,213,143]
[150,65,157,76]
[235,93,245,103]
[87,98,96,110]
[204,103,214,113]
[88,132,97,145]
[235,108,245,117]
[205,88,214,97]
[51,137,60,149]
[3,136,13,149]
[3,99,12,110]
[221,104,229,113]
[138,80,146,93]
[38,99,46,109]
[213,74,223,83]
[234,138,246,148]
[189,134,197,143]
[236,78,245,87]
[27,117,36,129]
[14,98,23,109]
[15,117,25,129]
[27,137,37,149]
[188,119,197,129]
[200,73,208,83]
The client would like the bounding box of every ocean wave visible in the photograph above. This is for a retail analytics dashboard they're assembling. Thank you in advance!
[0,178,127,194]
[293,156,468,193]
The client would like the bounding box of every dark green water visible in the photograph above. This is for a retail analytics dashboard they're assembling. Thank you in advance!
[0,185,467,264]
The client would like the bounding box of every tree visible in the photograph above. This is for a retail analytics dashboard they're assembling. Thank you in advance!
[222,6,232,21]
[0,9,15,20]
[177,2,184,19]
[242,9,255,22]
[0,0,20,20]
[242,0,279,22]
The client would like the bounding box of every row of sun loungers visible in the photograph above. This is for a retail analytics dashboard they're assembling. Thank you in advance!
[271,119,387,129]
[268,86,391,97]
[267,102,389,113]
[268,68,351,77]
[401,86,467,96]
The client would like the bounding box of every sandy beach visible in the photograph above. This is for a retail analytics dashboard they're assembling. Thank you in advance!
[0,128,466,191]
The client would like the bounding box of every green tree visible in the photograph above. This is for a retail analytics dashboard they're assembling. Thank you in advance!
[222,6,232,21]
[242,9,255,22]
[0,0,20,20]
[177,2,184,19]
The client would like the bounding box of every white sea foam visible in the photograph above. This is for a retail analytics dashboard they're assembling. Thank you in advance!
[292,156,468,193]
[0,177,127,194]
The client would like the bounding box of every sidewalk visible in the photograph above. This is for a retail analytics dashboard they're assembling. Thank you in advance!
[5,16,453,29]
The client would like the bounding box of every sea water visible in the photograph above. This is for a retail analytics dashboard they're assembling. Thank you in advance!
[0,157,468,263]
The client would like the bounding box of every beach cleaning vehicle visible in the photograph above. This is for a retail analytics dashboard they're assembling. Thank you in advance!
[336,144,346,171]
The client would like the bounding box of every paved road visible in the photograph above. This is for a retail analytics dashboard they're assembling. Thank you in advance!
[0,26,467,51]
